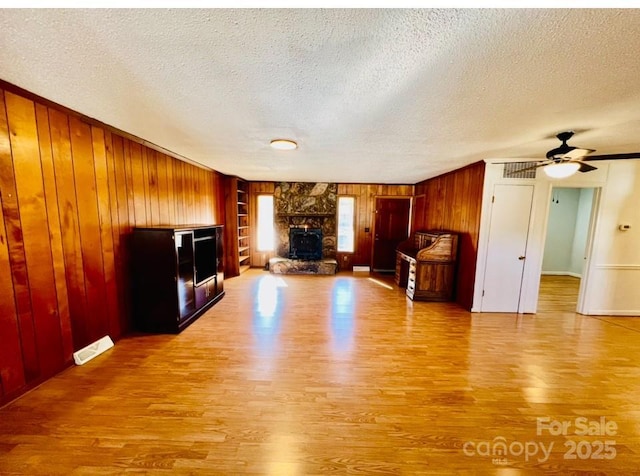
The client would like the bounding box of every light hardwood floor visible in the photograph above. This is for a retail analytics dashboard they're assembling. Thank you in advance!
[538,275,580,313]
[1,269,640,474]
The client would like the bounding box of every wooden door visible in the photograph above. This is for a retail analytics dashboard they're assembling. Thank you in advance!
[481,184,534,312]
[373,198,411,271]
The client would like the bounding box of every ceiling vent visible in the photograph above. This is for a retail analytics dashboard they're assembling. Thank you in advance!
[503,162,537,179]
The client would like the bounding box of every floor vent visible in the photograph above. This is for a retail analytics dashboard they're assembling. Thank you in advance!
[353,265,370,273]
[73,336,114,366]
[503,162,537,179]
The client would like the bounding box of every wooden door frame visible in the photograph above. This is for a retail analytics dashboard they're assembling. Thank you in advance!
[370,196,412,270]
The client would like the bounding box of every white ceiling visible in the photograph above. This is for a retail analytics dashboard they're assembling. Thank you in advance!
[1,9,640,183]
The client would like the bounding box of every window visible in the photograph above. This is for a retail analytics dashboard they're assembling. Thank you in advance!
[337,196,355,252]
[257,195,274,251]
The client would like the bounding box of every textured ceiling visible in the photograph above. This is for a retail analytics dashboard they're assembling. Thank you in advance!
[1,9,640,183]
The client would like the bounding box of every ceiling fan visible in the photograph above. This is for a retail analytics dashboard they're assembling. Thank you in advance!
[512,131,640,178]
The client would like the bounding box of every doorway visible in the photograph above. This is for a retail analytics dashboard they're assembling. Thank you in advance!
[538,187,596,313]
[372,197,411,272]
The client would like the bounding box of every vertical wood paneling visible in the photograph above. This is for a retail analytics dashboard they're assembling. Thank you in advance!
[335,184,414,269]
[35,104,74,367]
[50,108,90,360]
[141,147,152,225]
[244,181,412,271]
[2,109,39,384]
[91,126,120,340]
[166,154,177,225]
[123,139,136,229]
[69,117,109,348]
[0,90,26,397]
[147,149,160,226]
[156,152,169,225]
[212,170,225,225]
[129,142,146,227]
[174,160,184,224]
[413,162,485,310]
[0,85,225,405]
[104,130,128,336]
[6,92,66,379]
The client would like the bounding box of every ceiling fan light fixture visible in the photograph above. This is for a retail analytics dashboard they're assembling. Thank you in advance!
[270,139,298,150]
[543,161,580,179]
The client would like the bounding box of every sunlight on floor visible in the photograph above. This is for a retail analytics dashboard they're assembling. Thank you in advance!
[367,277,394,290]
[330,278,355,355]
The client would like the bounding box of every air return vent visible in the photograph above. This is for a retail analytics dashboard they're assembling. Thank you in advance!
[503,162,537,179]
[73,335,114,365]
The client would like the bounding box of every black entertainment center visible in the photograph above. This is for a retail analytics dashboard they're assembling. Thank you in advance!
[131,225,224,333]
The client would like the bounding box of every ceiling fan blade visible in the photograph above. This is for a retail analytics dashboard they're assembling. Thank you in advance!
[563,148,596,159]
[578,162,597,173]
[583,152,640,161]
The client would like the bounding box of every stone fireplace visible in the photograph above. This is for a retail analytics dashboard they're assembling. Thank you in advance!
[269,182,338,275]
[274,182,337,259]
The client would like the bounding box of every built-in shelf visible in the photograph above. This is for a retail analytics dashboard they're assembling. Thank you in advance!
[224,177,251,277]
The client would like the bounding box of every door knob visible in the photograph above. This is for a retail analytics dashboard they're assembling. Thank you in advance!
[518,256,526,260]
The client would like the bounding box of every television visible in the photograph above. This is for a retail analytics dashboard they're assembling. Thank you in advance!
[194,235,216,285]
[289,228,323,260]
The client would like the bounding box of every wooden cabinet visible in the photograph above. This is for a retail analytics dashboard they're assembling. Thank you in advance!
[225,177,251,277]
[131,225,224,333]
[396,231,458,301]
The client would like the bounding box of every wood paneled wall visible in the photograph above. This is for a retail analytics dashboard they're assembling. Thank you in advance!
[337,184,414,270]
[0,87,224,404]
[245,183,413,270]
[412,162,485,310]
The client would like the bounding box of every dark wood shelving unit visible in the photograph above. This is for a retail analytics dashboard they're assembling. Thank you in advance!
[131,224,224,333]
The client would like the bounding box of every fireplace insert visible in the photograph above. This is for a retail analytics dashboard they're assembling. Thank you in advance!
[289,228,323,260]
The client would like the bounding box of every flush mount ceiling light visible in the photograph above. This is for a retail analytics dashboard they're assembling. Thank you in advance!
[543,161,580,179]
[270,139,297,150]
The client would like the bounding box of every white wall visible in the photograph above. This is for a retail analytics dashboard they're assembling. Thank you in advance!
[583,162,640,315]
[474,160,640,316]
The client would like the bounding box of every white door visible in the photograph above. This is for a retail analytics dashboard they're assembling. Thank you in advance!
[481,184,534,312]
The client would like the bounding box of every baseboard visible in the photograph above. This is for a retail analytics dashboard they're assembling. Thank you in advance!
[541,271,582,278]
[73,335,114,365]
